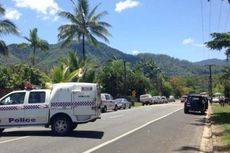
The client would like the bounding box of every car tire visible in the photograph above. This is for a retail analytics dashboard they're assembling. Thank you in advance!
[184,107,189,114]
[51,116,73,135]
[201,111,205,115]
[0,128,4,133]
[123,104,126,109]
[101,106,107,113]
[72,124,78,130]
[114,105,118,111]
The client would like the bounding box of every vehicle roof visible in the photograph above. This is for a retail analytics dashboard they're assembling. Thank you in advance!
[188,94,203,97]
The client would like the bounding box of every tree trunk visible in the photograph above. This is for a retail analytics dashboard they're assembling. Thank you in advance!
[82,34,86,62]
[32,46,36,66]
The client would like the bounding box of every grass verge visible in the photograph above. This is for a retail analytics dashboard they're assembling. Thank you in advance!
[134,102,142,107]
[212,104,230,146]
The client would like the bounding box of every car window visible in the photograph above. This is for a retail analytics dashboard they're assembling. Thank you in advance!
[0,92,25,105]
[29,92,46,104]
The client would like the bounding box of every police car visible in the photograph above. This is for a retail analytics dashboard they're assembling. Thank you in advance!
[0,83,101,135]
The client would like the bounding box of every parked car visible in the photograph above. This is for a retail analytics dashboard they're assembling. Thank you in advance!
[168,95,175,102]
[114,98,131,109]
[184,94,208,114]
[101,93,117,112]
[180,95,188,103]
[161,96,168,103]
[140,94,152,105]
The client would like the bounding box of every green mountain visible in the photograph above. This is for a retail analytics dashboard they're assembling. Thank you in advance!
[0,41,227,76]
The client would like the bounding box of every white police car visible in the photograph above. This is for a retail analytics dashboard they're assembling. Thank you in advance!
[0,83,101,135]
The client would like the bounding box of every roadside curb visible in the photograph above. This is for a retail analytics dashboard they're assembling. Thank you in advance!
[200,103,213,153]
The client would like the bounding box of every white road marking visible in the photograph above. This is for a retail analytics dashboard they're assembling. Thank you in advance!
[0,136,30,144]
[109,114,124,119]
[83,107,183,153]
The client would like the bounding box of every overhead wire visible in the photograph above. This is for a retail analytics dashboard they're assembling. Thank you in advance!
[217,0,224,32]
[200,0,205,45]
[224,4,230,31]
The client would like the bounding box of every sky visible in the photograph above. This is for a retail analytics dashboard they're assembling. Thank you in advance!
[1,0,230,62]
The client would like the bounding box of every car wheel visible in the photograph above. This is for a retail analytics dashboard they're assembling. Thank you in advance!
[201,111,205,115]
[114,105,118,111]
[51,116,72,135]
[72,124,78,130]
[123,104,126,109]
[0,128,4,133]
[184,107,189,114]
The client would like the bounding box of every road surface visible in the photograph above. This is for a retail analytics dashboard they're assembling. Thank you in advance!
[0,102,205,153]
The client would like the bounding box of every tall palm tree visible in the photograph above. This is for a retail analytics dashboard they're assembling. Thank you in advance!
[58,0,111,61]
[0,4,18,56]
[17,28,49,65]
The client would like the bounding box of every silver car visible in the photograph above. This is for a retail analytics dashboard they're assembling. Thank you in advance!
[114,98,132,109]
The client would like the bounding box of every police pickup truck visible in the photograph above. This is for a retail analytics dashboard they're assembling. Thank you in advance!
[0,83,101,135]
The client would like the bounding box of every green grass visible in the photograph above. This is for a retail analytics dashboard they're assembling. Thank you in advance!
[212,104,230,146]
[133,102,143,107]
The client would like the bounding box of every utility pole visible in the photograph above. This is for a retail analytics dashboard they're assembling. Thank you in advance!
[206,64,215,99]
[123,60,127,97]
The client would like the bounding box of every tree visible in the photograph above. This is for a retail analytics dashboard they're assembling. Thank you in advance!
[50,52,97,83]
[205,32,230,61]
[58,0,111,61]
[0,4,18,56]
[17,28,49,65]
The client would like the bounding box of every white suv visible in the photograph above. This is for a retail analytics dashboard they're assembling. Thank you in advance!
[140,94,152,105]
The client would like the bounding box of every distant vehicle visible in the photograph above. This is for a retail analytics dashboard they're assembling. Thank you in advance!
[212,93,222,103]
[161,96,168,103]
[184,94,208,114]
[101,93,117,112]
[152,96,161,104]
[180,95,188,103]
[114,98,131,109]
[140,94,152,105]
[168,96,175,102]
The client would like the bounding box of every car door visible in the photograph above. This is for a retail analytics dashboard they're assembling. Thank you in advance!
[24,91,49,124]
[0,91,26,126]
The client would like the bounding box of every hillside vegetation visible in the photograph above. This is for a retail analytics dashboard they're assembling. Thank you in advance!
[0,41,228,76]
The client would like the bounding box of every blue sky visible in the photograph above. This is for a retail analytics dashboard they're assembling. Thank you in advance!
[1,0,230,62]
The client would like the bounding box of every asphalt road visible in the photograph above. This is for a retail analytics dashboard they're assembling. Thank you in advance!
[0,102,205,153]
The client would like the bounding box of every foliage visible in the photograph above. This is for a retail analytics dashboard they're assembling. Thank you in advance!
[0,64,48,89]
[206,32,230,61]
[49,52,97,83]
[97,59,151,98]
[0,4,18,56]
[17,28,49,65]
[58,0,111,61]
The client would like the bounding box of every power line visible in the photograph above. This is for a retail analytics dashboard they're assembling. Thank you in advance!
[200,0,205,44]
[224,5,230,31]
[209,0,212,34]
[217,0,224,32]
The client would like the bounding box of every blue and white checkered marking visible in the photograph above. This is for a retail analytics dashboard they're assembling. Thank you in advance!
[51,101,95,107]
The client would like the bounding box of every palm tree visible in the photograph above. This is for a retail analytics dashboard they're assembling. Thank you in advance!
[0,4,18,56]
[50,52,98,83]
[17,28,49,65]
[58,0,111,61]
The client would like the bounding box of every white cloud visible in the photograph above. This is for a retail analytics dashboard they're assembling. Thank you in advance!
[5,8,22,20]
[182,38,194,45]
[132,50,140,55]
[13,0,61,21]
[182,38,205,48]
[115,0,140,13]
